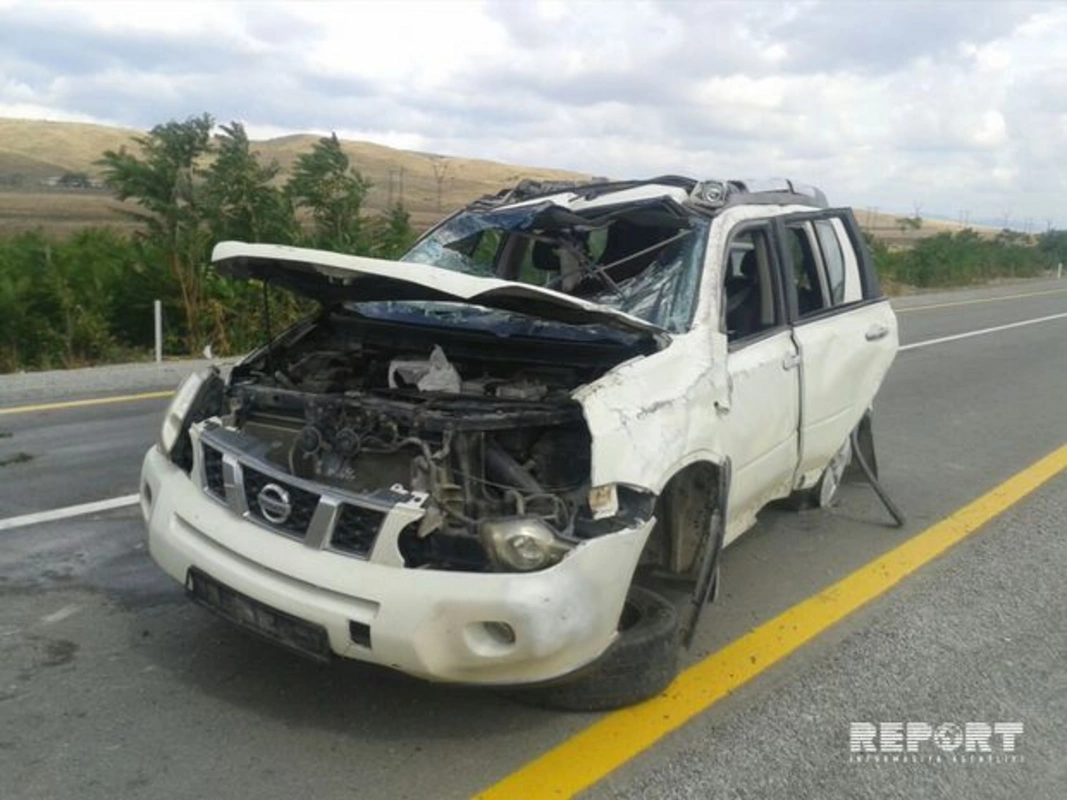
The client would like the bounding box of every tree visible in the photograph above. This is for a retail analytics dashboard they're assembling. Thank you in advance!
[203,122,296,244]
[1037,229,1067,264]
[286,133,371,252]
[97,113,214,351]
[58,171,92,189]
[364,204,416,259]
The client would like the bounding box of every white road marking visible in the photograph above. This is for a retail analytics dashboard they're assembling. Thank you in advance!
[894,286,1067,314]
[42,604,82,624]
[899,311,1067,352]
[0,493,139,532]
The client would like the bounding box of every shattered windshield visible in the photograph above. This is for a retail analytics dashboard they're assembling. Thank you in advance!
[398,200,709,333]
[400,205,541,277]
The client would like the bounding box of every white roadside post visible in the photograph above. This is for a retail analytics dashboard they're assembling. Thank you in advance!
[1058,262,1063,280]
[154,300,163,363]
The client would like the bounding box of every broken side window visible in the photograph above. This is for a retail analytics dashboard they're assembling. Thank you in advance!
[584,220,708,332]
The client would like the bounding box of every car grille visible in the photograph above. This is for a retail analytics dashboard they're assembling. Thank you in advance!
[241,465,321,540]
[198,435,388,558]
[332,504,385,557]
[202,444,226,500]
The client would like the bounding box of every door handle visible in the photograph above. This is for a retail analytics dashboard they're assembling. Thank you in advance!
[865,324,889,341]
[781,352,801,370]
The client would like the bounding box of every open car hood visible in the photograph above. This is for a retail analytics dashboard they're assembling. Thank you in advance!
[212,241,666,339]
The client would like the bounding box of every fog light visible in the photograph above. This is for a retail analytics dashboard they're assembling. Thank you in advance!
[482,622,516,645]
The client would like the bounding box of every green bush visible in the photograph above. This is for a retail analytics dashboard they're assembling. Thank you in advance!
[0,227,320,371]
[0,113,419,373]
[874,229,1053,288]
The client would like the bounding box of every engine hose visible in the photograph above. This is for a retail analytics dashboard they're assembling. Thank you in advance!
[484,440,544,494]
[849,428,906,528]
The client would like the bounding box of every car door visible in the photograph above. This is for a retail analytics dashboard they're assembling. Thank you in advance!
[718,221,801,543]
[775,209,898,489]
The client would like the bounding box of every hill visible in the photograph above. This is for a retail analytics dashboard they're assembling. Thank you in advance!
[0,117,586,234]
[0,116,995,241]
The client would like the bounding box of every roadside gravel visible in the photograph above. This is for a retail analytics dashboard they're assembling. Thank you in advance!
[0,358,238,406]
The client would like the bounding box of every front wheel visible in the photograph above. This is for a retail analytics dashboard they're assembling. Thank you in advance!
[506,585,680,711]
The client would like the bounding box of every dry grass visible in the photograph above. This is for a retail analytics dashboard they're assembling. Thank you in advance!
[855,208,999,247]
[0,149,67,180]
[0,189,141,235]
[0,118,138,177]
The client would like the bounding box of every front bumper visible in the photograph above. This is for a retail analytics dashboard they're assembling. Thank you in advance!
[140,445,653,685]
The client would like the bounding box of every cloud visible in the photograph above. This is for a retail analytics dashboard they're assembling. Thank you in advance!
[764,0,1042,73]
[0,0,1065,225]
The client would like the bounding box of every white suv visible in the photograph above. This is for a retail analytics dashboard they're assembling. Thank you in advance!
[140,176,898,709]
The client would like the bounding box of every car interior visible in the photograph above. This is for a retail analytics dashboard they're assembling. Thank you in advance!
[724,228,778,342]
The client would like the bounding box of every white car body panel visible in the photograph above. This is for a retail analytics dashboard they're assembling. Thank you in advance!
[792,300,898,487]
[142,443,652,685]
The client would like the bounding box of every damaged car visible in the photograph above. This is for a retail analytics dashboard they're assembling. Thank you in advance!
[140,176,898,709]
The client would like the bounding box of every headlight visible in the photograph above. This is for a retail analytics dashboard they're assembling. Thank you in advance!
[480,517,572,572]
[158,369,223,467]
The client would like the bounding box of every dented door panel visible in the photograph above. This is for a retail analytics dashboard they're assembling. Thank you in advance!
[792,300,897,487]
[720,330,801,543]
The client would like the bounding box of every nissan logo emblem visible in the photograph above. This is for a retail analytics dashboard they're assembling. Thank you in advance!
[257,483,292,525]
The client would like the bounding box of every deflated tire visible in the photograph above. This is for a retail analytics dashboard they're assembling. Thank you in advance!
[507,585,680,712]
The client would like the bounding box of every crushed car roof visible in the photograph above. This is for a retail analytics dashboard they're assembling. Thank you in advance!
[463,175,829,215]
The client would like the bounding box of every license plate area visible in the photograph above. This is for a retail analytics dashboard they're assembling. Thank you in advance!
[186,567,331,663]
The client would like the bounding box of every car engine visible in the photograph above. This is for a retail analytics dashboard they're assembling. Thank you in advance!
[204,308,651,569]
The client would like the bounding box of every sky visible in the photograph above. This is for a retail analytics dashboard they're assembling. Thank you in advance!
[2,0,1065,228]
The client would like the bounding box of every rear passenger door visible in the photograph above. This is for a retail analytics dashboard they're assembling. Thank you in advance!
[775,209,898,490]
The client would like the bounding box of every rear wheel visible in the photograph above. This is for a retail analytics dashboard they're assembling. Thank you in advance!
[786,435,852,511]
[814,436,852,508]
[506,585,679,712]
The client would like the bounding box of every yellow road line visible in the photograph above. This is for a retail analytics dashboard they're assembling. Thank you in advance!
[0,390,174,416]
[895,286,1067,313]
[474,441,1067,800]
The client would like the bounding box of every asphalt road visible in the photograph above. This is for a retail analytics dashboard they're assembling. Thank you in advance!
[1,279,1065,800]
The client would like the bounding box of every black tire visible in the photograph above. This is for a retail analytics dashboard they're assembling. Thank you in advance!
[506,585,680,712]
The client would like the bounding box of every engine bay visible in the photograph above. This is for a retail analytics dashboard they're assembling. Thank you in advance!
[211,310,648,569]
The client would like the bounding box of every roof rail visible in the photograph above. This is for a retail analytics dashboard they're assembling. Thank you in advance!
[470,175,828,212]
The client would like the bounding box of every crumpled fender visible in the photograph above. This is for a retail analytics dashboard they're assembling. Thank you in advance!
[573,331,731,495]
